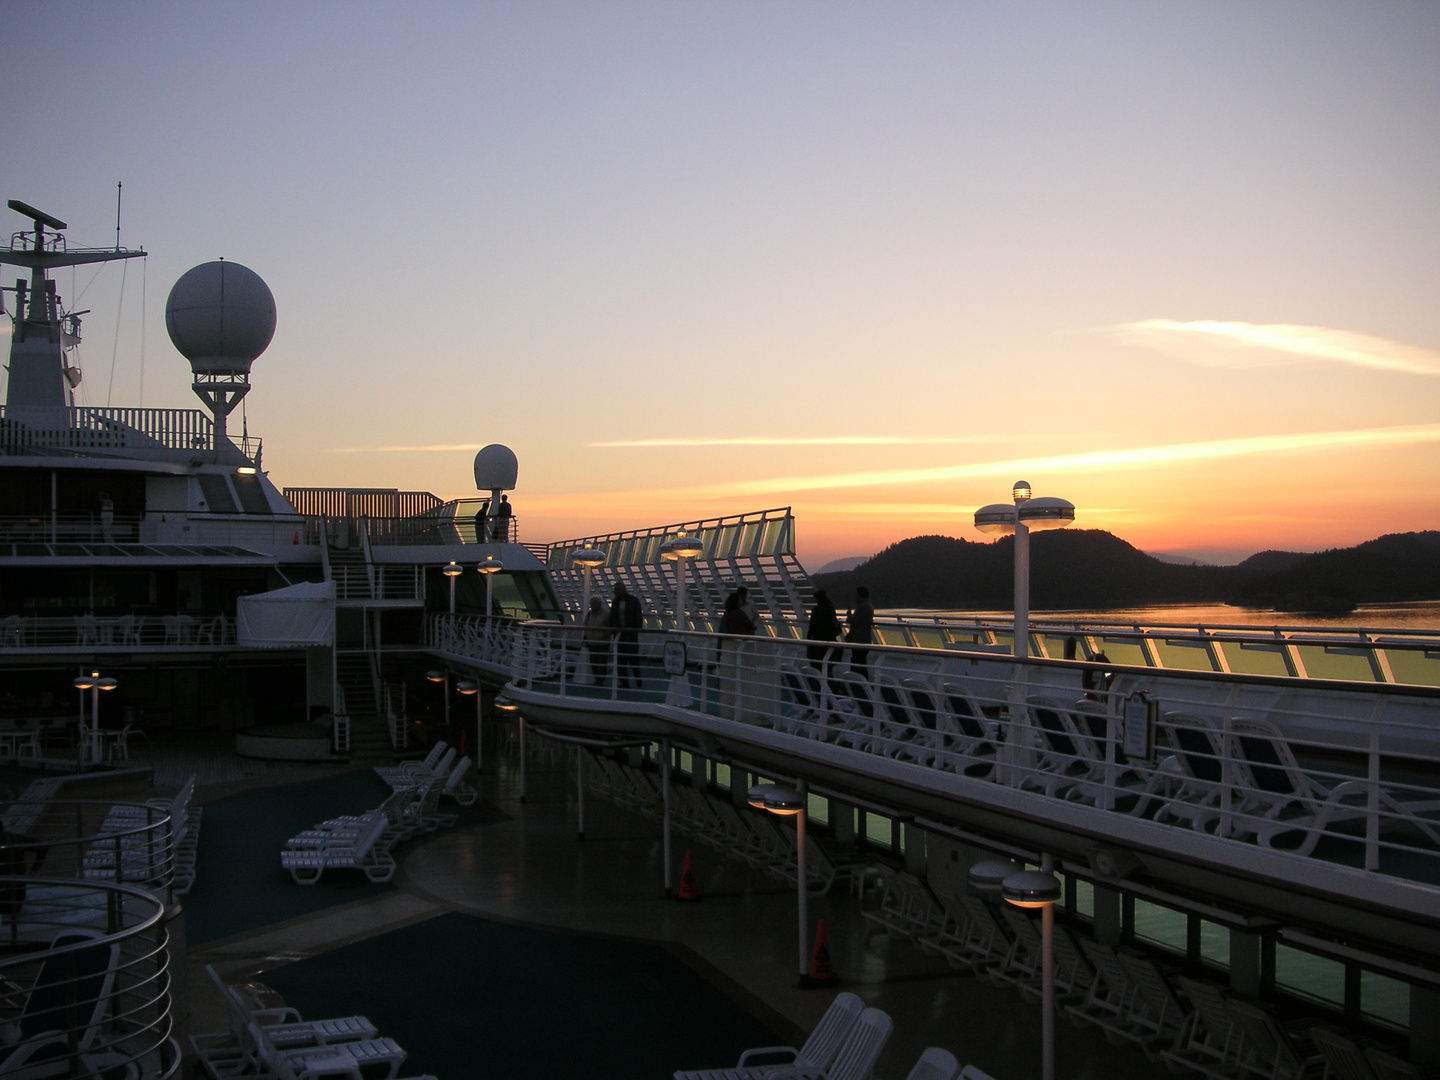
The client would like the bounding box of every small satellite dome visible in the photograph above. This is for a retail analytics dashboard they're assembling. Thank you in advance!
[474,445,519,491]
[165,261,276,377]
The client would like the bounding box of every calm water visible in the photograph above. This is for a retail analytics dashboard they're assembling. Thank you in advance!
[883,601,1440,632]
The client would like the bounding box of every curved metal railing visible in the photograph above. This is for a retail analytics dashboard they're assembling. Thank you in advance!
[0,799,176,904]
[0,877,178,1078]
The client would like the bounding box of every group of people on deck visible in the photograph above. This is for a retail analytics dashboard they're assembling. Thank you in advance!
[805,586,874,680]
[575,580,878,690]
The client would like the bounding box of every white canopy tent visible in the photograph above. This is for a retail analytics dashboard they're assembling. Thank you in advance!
[237,581,335,646]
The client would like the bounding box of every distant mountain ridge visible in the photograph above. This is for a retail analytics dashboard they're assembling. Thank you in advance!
[810,530,1440,615]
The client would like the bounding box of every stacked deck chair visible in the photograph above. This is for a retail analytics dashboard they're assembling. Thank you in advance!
[91,774,201,894]
[191,965,436,1080]
[375,742,454,793]
[903,1048,960,1080]
[587,751,875,895]
[281,812,396,885]
[674,992,864,1080]
[919,890,1012,974]
[677,997,892,1080]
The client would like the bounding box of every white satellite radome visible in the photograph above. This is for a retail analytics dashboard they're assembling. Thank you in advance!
[166,260,276,458]
[165,260,276,377]
[474,445,519,492]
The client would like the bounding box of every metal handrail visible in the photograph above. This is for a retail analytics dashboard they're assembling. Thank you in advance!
[0,876,178,1078]
[0,615,237,650]
[502,622,1440,896]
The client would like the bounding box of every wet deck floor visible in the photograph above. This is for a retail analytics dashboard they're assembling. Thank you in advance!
[174,733,1159,1080]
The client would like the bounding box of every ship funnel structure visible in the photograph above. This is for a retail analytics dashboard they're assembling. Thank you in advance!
[166,260,276,459]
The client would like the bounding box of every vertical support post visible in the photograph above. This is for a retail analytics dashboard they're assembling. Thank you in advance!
[1220,717,1233,838]
[1013,520,1029,659]
[518,717,527,802]
[576,746,585,840]
[1411,985,1440,1067]
[1042,900,1054,1080]
[475,693,484,773]
[1366,726,1381,871]
[796,787,809,982]
[1230,929,1261,997]
[662,739,673,896]
[1092,885,1122,946]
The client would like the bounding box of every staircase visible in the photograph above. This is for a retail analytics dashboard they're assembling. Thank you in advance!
[335,651,391,761]
[326,527,391,760]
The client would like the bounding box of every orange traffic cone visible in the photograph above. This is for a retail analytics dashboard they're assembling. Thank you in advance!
[677,850,700,901]
[807,919,836,984]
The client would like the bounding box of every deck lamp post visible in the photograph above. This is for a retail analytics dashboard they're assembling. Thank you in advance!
[571,544,607,624]
[455,680,482,771]
[659,531,703,632]
[72,671,117,766]
[476,555,503,618]
[750,783,812,984]
[973,482,1075,659]
[493,693,524,800]
[426,669,450,730]
[442,561,463,615]
[1003,868,1063,1080]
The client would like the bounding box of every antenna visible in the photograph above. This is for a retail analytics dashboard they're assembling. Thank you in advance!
[115,182,122,252]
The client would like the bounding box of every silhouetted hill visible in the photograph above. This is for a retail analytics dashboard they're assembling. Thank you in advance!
[810,529,1440,614]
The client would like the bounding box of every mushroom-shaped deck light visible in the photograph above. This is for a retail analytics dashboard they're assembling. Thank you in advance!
[1003,867,1064,1080]
[968,858,1021,895]
[752,784,815,982]
[571,544,608,626]
[476,555,504,617]
[660,531,704,632]
[456,680,483,772]
[426,669,450,727]
[72,671,117,765]
[442,561,464,614]
[974,482,1075,659]
[166,261,275,460]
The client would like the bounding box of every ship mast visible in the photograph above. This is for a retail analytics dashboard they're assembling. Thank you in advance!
[2,199,146,410]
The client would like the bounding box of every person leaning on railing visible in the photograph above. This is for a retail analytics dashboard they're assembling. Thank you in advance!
[584,597,611,684]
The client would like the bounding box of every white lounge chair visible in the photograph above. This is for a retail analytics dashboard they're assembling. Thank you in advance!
[674,991,864,1080]
[280,814,395,885]
[903,1047,959,1080]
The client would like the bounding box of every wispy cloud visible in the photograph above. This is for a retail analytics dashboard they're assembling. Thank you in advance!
[1116,320,1440,376]
[587,436,988,448]
[665,422,1440,500]
[324,435,989,453]
[325,443,492,453]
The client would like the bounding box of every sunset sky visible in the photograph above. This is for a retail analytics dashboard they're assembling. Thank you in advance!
[4,2,1438,567]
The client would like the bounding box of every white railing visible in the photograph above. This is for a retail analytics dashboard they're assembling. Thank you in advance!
[505,623,1440,894]
[0,615,236,650]
[332,564,421,602]
[426,613,520,671]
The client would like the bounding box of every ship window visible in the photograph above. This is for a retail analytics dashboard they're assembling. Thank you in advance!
[678,751,692,775]
[197,473,238,513]
[713,763,730,790]
[1275,943,1346,1009]
[1132,898,1187,954]
[864,812,892,848]
[807,794,828,826]
[1199,920,1229,970]
[1361,970,1409,1030]
[1069,876,1094,919]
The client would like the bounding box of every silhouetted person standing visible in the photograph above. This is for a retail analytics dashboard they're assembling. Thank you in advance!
[806,589,841,672]
[494,494,513,541]
[845,586,875,680]
[607,582,644,689]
